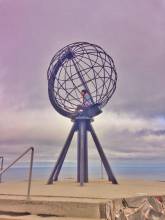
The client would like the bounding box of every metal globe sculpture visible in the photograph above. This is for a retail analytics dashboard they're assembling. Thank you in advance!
[47,42,117,119]
[47,42,118,185]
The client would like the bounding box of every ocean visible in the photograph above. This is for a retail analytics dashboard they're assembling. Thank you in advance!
[1,161,165,182]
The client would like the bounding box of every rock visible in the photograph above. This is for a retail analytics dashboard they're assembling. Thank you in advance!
[106,196,165,220]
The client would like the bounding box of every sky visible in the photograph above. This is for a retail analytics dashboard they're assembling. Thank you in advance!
[0,0,165,166]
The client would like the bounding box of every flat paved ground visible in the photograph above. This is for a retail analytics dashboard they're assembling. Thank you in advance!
[0,179,165,202]
[0,216,100,220]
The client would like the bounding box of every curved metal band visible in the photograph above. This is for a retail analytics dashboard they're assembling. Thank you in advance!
[48,60,72,118]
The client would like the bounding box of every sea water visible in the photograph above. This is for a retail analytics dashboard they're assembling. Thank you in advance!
[1,161,165,182]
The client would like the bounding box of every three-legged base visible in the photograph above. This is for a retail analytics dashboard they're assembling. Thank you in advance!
[47,117,117,185]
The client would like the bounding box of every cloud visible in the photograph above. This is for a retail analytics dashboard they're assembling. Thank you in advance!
[0,109,71,145]
[1,109,165,163]
[0,0,165,117]
[92,111,165,160]
[136,129,165,137]
[0,0,165,164]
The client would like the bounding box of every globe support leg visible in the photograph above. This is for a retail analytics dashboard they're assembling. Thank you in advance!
[47,123,76,184]
[47,118,117,185]
[89,124,118,184]
[77,119,88,185]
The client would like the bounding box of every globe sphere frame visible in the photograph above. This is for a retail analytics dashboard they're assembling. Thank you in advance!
[47,42,117,119]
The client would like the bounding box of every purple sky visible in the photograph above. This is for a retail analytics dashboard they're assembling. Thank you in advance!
[0,0,165,165]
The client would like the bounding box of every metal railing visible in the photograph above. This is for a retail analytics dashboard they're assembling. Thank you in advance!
[0,147,34,200]
[0,156,4,183]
